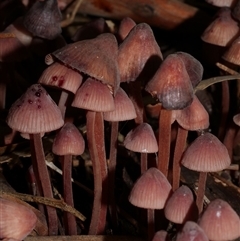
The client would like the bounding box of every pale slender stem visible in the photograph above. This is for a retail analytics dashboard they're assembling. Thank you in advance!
[172,126,188,191]
[158,109,172,178]
[30,133,58,235]
[196,172,207,214]
[61,155,77,235]
[58,90,69,119]
[87,111,108,235]
[108,121,119,230]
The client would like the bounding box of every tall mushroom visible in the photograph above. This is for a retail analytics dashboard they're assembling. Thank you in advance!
[6,84,64,235]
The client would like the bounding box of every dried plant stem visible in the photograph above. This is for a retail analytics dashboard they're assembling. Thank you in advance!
[1,191,86,221]
[158,109,172,178]
[61,155,77,235]
[87,111,108,235]
[172,126,188,191]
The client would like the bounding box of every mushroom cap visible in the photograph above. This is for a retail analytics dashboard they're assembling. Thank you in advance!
[52,122,85,156]
[233,113,240,126]
[23,0,62,40]
[71,17,110,42]
[181,132,231,172]
[129,167,172,209]
[201,7,239,47]
[173,95,209,131]
[205,0,236,7]
[117,17,136,42]
[124,123,158,153]
[0,198,37,240]
[175,52,203,88]
[152,230,170,241]
[176,221,209,241]
[6,84,64,133]
[103,87,136,121]
[72,77,115,112]
[51,33,120,95]
[222,36,240,65]
[118,23,163,83]
[164,185,197,224]
[198,199,240,240]
[145,53,194,110]
[38,62,83,94]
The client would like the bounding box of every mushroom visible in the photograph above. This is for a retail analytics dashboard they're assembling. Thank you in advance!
[52,122,85,235]
[181,132,231,213]
[198,199,240,240]
[6,84,64,235]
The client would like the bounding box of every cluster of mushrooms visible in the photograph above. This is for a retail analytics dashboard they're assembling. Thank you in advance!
[0,0,240,241]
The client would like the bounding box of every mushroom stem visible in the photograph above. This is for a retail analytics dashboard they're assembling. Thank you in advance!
[141,153,148,174]
[108,121,119,230]
[172,126,188,191]
[87,111,108,235]
[61,155,77,235]
[58,90,69,119]
[196,172,207,214]
[158,109,172,178]
[218,81,229,141]
[128,81,146,124]
[147,209,155,241]
[29,133,58,235]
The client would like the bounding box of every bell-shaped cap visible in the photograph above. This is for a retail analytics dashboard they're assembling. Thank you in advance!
[124,123,158,153]
[52,122,85,156]
[145,53,194,110]
[51,33,120,95]
[129,167,172,209]
[198,199,240,241]
[164,185,198,224]
[72,77,115,112]
[6,84,64,133]
[0,198,37,240]
[38,62,83,94]
[118,23,163,83]
[23,0,62,40]
[103,87,136,121]
[181,132,231,172]
[201,7,239,47]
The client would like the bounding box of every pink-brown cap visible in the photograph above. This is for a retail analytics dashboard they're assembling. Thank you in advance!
[152,230,170,241]
[129,167,172,209]
[201,7,239,47]
[175,52,203,88]
[72,77,115,112]
[38,62,83,94]
[103,87,136,121]
[198,199,240,240]
[117,17,136,42]
[222,36,240,65]
[0,197,37,240]
[181,132,231,172]
[233,113,240,126]
[52,122,85,156]
[164,185,198,224]
[124,123,158,153]
[6,84,64,133]
[176,221,209,241]
[145,54,194,110]
[173,95,209,131]
[52,33,120,95]
[118,23,163,83]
